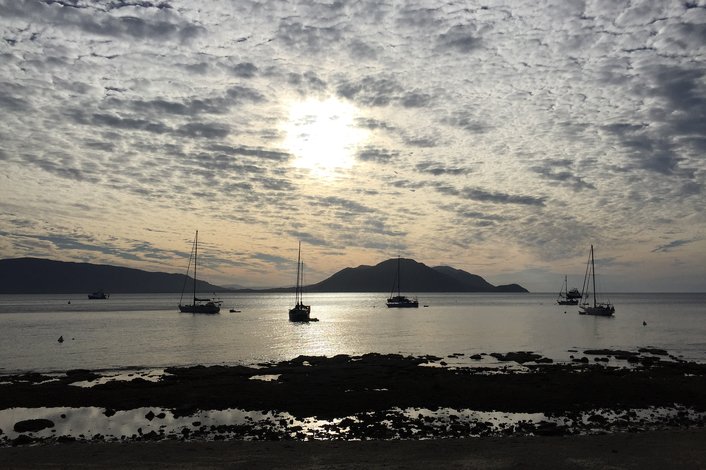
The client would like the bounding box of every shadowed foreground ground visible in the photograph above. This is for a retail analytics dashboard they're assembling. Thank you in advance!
[1,429,705,469]
[2,351,705,467]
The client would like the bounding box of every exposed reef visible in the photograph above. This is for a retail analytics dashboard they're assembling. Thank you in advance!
[1,349,705,446]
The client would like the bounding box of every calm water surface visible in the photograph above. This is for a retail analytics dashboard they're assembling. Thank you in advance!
[0,293,704,373]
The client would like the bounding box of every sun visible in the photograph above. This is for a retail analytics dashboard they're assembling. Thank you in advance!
[283,97,368,175]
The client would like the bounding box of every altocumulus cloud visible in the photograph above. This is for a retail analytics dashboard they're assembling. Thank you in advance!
[0,0,704,291]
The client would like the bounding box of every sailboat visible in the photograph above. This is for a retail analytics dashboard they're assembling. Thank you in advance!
[88,290,109,300]
[289,241,311,322]
[579,244,615,316]
[386,256,419,308]
[178,230,222,314]
[556,275,580,305]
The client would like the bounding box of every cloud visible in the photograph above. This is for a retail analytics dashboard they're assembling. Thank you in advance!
[175,122,230,139]
[313,196,374,215]
[415,162,469,176]
[0,87,30,112]
[652,239,698,253]
[276,18,343,54]
[356,146,398,164]
[462,188,545,207]
[336,76,403,107]
[531,163,595,191]
[436,24,482,53]
[442,111,487,134]
[1,0,705,291]
[117,97,230,116]
[1,0,203,43]
[286,71,327,94]
[229,62,258,78]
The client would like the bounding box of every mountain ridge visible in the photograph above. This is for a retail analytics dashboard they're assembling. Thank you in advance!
[0,257,223,294]
[0,257,528,294]
[305,258,528,293]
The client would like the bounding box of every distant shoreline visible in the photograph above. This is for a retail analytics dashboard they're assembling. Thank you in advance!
[0,257,529,294]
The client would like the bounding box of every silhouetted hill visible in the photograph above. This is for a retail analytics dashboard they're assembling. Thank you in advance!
[432,266,527,292]
[431,266,496,290]
[2,257,528,294]
[306,258,528,293]
[0,258,224,294]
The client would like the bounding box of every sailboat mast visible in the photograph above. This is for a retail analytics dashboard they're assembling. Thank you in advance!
[591,244,596,308]
[193,230,198,304]
[564,275,567,296]
[296,241,302,305]
[397,256,401,297]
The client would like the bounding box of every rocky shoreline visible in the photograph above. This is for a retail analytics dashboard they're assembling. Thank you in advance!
[1,349,705,446]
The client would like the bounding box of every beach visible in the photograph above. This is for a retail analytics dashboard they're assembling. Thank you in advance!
[2,429,706,469]
[1,351,705,468]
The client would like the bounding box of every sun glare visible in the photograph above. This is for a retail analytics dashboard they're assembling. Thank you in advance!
[283,98,368,175]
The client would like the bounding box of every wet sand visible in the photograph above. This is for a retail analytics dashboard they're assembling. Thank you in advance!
[2,429,706,469]
[1,350,705,467]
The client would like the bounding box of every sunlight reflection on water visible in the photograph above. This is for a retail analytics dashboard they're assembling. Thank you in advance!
[0,293,704,372]
[1,405,703,443]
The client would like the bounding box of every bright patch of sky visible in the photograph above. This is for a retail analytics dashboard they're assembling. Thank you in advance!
[0,0,705,291]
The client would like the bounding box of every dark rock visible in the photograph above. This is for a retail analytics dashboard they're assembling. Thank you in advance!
[12,434,34,446]
[639,348,668,356]
[490,351,543,364]
[640,357,661,366]
[14,419,55,433]
[584,349,638,359]
[534,421,563,436]
[104,408,116,417]
[145,411,155,421]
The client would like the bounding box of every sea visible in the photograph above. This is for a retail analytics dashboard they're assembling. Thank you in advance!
[0,292,705,373]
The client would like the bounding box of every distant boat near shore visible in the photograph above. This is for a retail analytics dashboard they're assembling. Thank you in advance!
[386,256,419,308]
[556,275,580,305]
[87,290,109,300]
[178,230,222,314]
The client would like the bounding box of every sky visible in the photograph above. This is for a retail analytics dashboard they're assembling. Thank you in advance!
[1,0,705,292]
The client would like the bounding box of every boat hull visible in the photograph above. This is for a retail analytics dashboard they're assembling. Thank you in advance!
[88,292,109,300]
[289,304,311,322]
[557,299,579,305]
[579,304,615,316]
[179,303,221,314]
[386,297,419,308]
